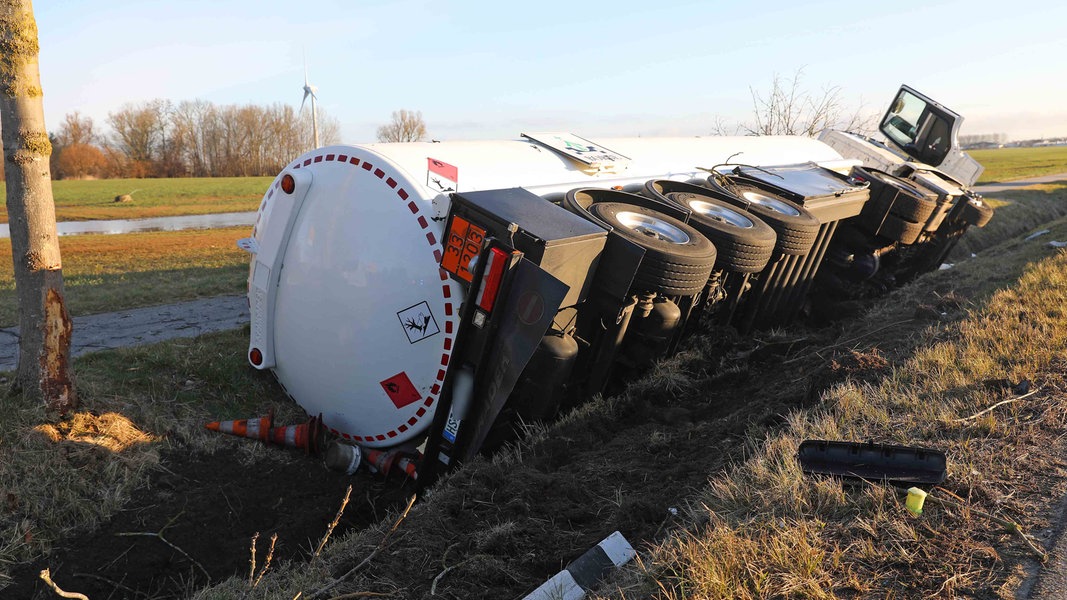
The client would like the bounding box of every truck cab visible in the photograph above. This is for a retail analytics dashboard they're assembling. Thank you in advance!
[819,84,984,187]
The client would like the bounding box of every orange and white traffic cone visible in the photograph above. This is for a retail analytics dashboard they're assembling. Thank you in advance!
[395,455,419,480]
[268,414,326,454]
[362,448,419,479]
[205,412,274,441]
[362,448,398,475]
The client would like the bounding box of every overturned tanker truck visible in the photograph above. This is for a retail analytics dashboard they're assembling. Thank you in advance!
[239,85,992,487]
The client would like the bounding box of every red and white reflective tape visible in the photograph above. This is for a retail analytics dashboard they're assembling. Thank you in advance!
[287,151,456,444]
[245,420,264,439]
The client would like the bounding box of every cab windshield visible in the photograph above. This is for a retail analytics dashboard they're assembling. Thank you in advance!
[880,88,955,167]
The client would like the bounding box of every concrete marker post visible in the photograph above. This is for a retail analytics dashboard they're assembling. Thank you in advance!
[524,531,636,600]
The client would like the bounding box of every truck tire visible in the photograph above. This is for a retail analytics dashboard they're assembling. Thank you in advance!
[875,214,924,245]
[715,183,820,256]
[960,196,994,228]
[864,190,937,224]
[588,202,717,296]
[665,191,776,273]
[858,170,938,224]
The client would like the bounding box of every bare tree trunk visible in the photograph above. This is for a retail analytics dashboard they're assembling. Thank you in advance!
[1,0,77,412]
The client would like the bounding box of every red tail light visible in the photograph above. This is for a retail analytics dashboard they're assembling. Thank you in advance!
[475,247,508,313]
[281,174,296,194]
[249,347,264,366]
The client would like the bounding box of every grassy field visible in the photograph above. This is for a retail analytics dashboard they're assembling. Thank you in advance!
[0,227,250,327]
[2,154,1067,596]
[0,182,1064,597]
[1,185,1065,597]
[0,177,272,223]
[972,146,1067,184]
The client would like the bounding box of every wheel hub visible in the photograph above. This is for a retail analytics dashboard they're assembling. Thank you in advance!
[689,200,754,228]
[742,191,801,216]
[616,210,691,244]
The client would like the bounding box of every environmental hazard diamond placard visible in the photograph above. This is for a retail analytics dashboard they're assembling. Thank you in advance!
[397,301,440,344]
[380,372,422,409]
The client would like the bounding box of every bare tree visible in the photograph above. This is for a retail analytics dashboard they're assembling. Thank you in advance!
[56,111,95,146]
[743,69,877,137]
[51,111,106,179]
[0,0,77,411]
[376,109,427,142]
[105,99,342,177]
[107,100,175,175]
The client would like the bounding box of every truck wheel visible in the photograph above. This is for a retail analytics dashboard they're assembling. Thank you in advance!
[865,191,937,224]
[588,202,717,296]
[875,214,924,245]
[666,192,776,273]
[718,184,820,256]
[960,196,994,228]
[861,170,938,223]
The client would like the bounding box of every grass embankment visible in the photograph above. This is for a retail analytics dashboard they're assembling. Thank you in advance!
[954,181,1067,259]
[0,176,271,223]
[972,146,1067,184]
[0,227,250,327]
[606,223,1067,597]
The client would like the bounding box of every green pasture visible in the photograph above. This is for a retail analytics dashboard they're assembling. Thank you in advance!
[0,176,273,223]
[972,145,1067,183]
[0,227,250,327]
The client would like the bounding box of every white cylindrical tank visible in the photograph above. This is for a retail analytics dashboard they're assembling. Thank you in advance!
[245,136,847,447]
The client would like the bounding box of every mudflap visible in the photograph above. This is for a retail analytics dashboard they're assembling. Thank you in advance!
[418,241,568,493]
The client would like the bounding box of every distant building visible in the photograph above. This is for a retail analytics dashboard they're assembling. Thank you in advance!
[960,132,1008,149]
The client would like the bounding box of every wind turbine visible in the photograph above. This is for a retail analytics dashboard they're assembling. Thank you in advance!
[301,59,320,149]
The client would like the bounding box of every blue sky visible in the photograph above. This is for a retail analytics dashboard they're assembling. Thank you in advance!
[34,0,1067,144]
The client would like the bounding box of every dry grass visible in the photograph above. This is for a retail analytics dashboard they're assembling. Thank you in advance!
[0,227,250,326]
[597,223,1067,598]
[953,181,1067,259]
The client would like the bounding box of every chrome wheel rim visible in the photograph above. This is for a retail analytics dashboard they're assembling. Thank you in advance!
[616,211,691,244]
[689,200,754,228]
[742,191,801,216]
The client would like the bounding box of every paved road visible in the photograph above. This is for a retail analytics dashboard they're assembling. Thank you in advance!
[1026,492,1067,599]
[974,172,1067,195]
[0,295,248,372]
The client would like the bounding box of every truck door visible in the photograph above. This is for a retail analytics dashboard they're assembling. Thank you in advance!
[880,85,961,167]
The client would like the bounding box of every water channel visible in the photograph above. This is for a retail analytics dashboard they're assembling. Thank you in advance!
[0,211,257,239]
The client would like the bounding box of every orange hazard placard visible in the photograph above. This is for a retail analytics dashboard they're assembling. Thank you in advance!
[380,372,422,409]
[441,215,486,282]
